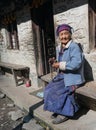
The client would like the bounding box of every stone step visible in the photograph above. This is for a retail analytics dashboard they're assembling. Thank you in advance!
[76,81,96,111]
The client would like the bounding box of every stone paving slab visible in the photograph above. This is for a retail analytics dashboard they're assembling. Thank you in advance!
[22,119,43,130]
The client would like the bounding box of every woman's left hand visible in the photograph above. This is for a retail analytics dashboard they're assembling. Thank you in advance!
[52,62,59,69]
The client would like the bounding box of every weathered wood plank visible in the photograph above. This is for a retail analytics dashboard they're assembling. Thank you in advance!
[0,62,28,70]
[40,72,57,83]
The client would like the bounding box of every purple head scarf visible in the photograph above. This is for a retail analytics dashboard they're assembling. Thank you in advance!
[56,24,72,36]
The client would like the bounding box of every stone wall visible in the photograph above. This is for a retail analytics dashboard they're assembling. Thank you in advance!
[53,0,89,53]
[0,8,38,87]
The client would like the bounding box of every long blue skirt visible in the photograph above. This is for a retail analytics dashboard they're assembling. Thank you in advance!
[44,73,79,117]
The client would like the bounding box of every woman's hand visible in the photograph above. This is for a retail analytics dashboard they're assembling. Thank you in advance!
[52,62,59,69]
[48,57,55,65]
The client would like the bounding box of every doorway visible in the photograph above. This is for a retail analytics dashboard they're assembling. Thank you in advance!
[31,0,56,76]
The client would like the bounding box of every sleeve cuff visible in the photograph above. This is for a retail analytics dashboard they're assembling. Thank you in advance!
[59,62,66,70]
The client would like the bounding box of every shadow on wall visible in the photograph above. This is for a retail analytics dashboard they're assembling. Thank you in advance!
[53,0,87,15]
[84,58,94,82]
[78,43,94,82]
[53,0,96,15]
[89,0,96,13]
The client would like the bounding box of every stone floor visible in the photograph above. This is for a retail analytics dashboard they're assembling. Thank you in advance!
[0,91,23,130]
[0,90,44,130]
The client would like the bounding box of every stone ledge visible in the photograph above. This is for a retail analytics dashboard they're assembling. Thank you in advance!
[76,81,96,111]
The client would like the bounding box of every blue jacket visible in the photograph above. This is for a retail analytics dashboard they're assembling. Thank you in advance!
[56,40,85,87]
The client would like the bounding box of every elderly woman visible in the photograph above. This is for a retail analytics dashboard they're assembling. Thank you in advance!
[43,24,85,124]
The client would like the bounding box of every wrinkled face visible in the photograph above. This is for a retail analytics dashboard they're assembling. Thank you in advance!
[59,30,71,45]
